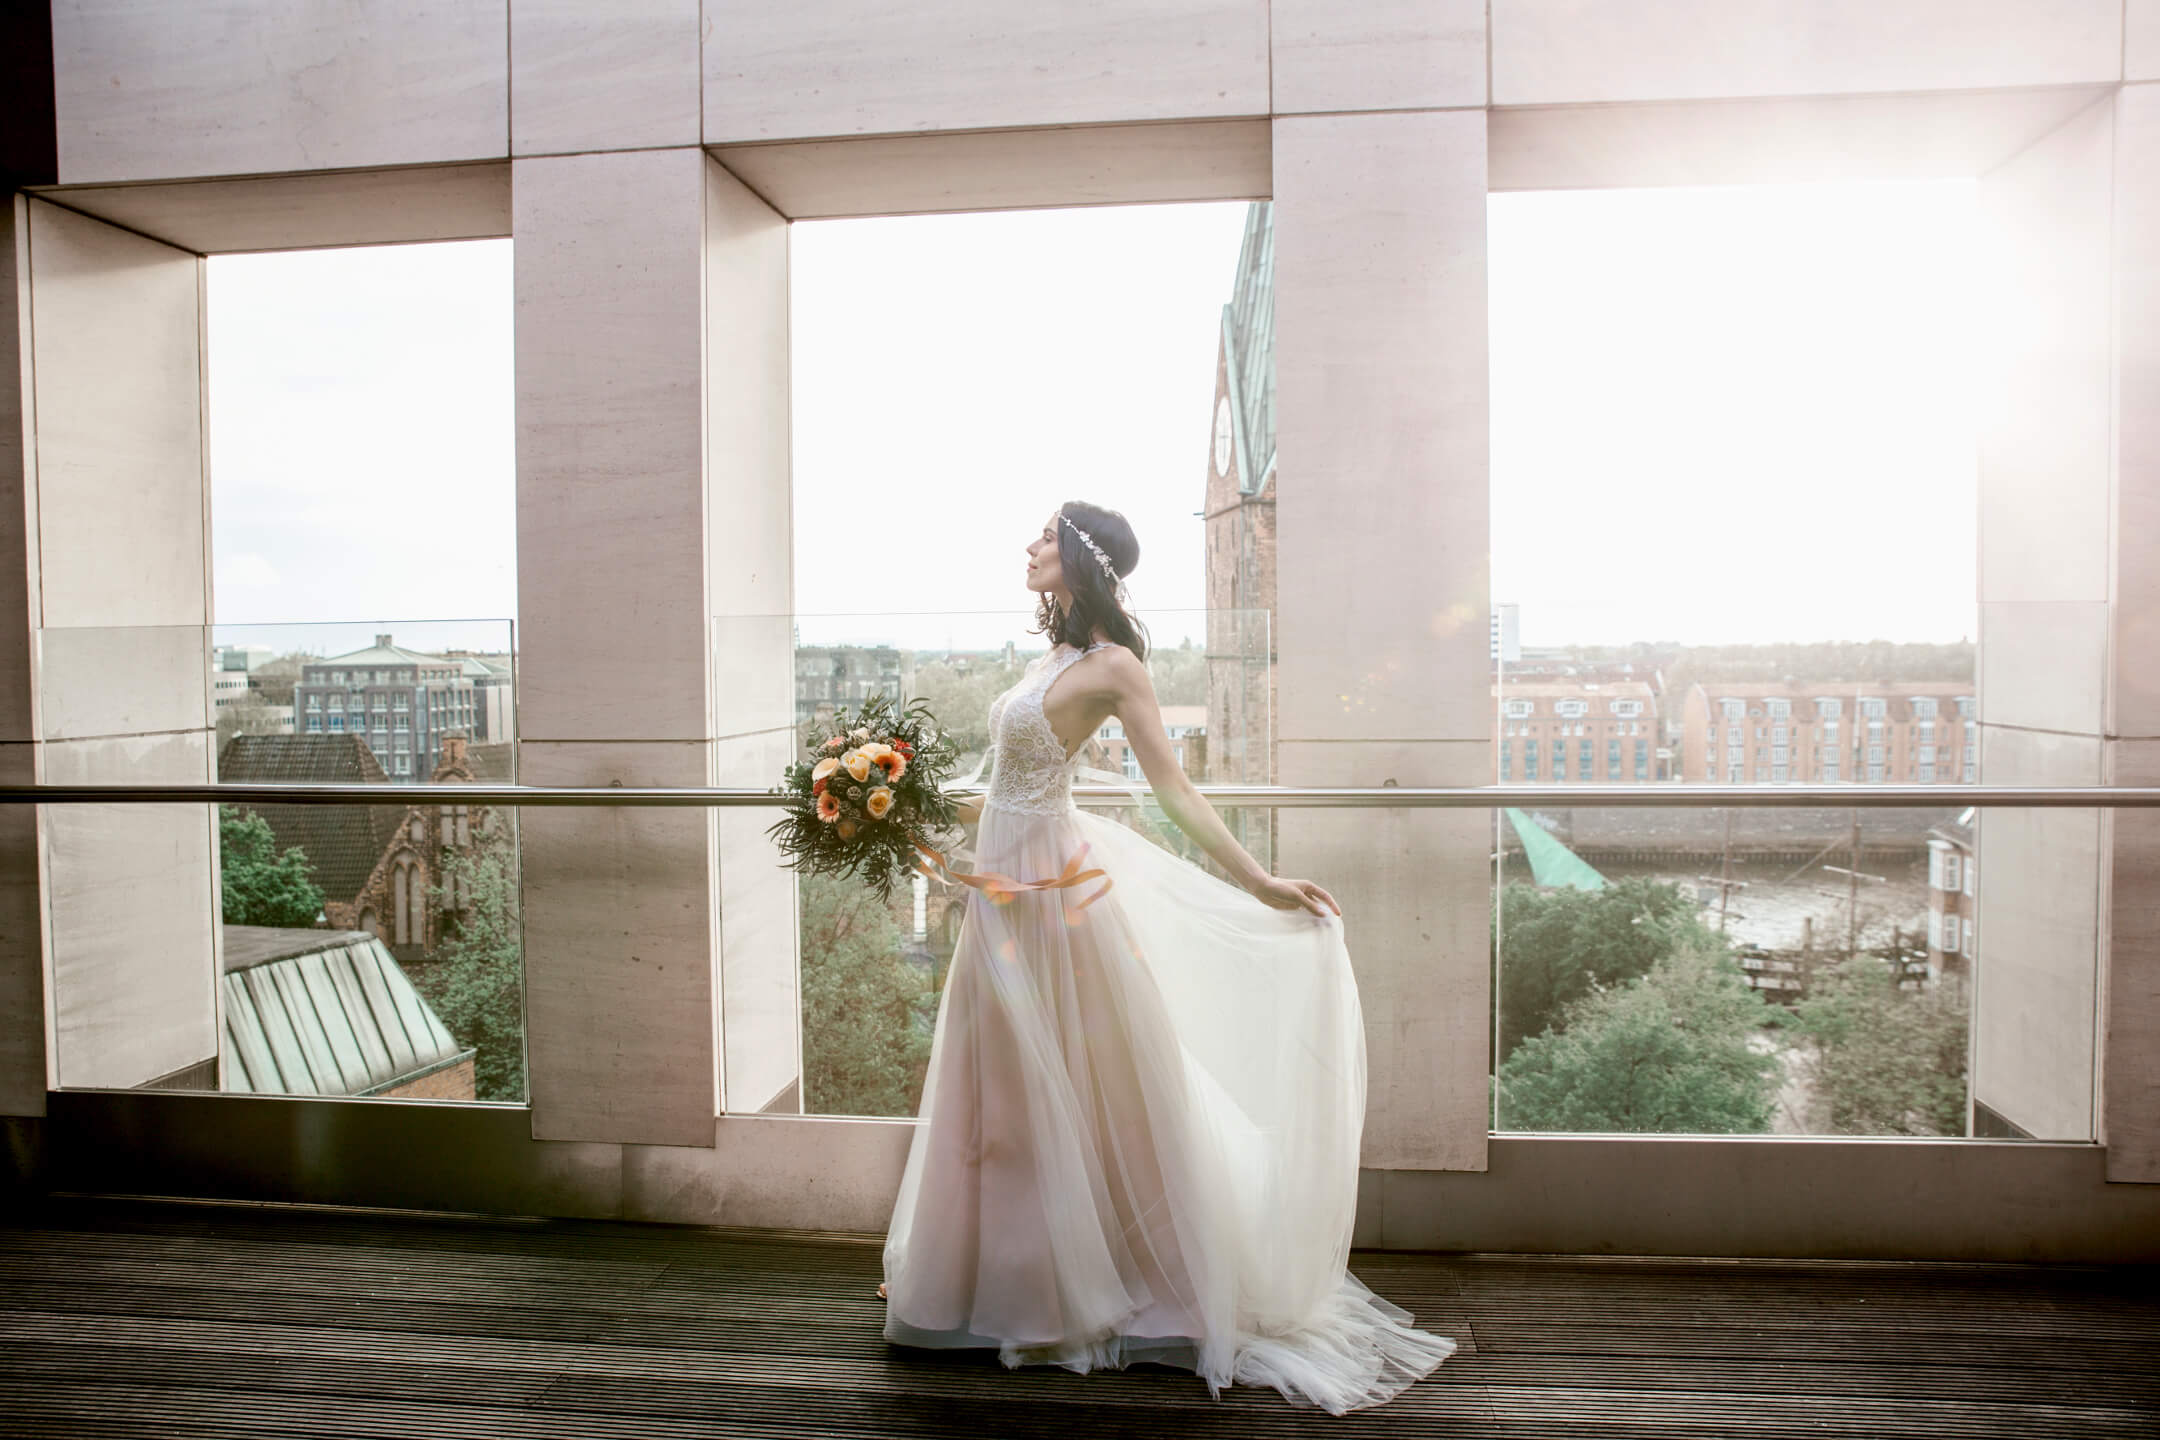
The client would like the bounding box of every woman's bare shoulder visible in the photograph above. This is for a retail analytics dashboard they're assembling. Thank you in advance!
[1089,644,1153,695]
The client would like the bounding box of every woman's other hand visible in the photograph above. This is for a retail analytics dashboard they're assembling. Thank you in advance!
[1252,875,1341,917]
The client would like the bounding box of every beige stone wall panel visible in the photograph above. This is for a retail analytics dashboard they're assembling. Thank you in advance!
[512,0,701,156]
[1490,87,2115,192]
[1275,739,1491,1171]
[2130,3,2160,83]
[2115,86,2160,739]
[517,739,717,1146]
[1972,724,2104,1143]
[1976,95,2115,610]
[52,0,510,184]
[710,119,1271,222]
[26,163,511,257]
[1272,111,1489,745]
[41,731,217,1091]
[514,148,709,745]
[1491,0,2122,107]
[701,0,1270,144]
[1270,0,1486,114]
[23,201,205,632]
[2104,737,2160,1179]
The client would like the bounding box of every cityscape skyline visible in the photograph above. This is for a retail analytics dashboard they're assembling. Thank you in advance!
[206,181,1979,651]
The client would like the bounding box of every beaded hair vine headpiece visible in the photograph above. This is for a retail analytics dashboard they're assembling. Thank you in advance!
[1059,512,1120,582]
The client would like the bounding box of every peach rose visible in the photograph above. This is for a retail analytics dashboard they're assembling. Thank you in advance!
[865,787,894,820]
[862,741,893,758]
[816,792,840,822]
[836,818,858,840]
[843,750,875,783]
[873,750,907,781]
[811,757,840,784]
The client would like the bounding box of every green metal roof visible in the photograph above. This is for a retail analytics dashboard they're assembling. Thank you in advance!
[221,927,470,1096]
[1504,808,1609,890]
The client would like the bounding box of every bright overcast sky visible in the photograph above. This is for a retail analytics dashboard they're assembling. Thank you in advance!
[206,179,1978,654]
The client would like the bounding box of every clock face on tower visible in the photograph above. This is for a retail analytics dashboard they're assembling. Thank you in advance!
[1212,394,1234,477]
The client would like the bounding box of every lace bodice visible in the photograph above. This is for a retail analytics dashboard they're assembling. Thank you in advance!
[983,642,1111,817]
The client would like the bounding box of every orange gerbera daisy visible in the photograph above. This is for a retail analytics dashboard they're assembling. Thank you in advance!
[816,792,840,822]
[873,750,907,781]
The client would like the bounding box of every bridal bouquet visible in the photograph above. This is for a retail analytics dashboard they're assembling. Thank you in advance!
[768,693,962,898]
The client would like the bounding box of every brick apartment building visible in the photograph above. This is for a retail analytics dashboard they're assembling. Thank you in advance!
[1926,810,1977,985]
[1093,707,1208,783]
[1677,681,1976,785]
[1497,679,1661,783]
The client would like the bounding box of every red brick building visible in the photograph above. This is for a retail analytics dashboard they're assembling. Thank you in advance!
[1496,679,1660,783]
[1677,681,1975,785]
[218,732,511,962]
[1203,202,1276,862]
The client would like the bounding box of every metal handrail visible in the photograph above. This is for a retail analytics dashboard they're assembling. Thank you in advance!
[2,782,2158,809]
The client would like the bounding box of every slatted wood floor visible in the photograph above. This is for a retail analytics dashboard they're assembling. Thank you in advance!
[0,1195,2155,1439]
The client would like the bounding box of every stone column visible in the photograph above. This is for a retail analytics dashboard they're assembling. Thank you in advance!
[1271,110,1493,1171]
[1,200,41,1119]
[2106,80,2160,1182]
[1972,95,2114,1145]
[515,146,797,1145]
[12,198,219,1095]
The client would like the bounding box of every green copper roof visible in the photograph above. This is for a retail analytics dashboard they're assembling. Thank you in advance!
[1505,807,1608,890]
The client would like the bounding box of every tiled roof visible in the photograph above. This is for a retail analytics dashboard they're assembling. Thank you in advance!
[215,735,405,899]
[1687,680,1973,697]
[220,926,469,1096]
[1495,680,1658,698]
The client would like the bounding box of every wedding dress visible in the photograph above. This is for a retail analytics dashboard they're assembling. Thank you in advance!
[880,640,1458,1412]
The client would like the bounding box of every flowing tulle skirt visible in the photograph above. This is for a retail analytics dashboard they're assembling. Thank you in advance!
[880,802,1458,1413]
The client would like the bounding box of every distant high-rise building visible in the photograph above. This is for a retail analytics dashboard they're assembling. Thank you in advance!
[795,644,915,727]
[1491,604,1520,664]
[292,634,479,782]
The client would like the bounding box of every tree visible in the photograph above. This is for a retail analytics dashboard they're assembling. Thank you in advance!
[906,655,1026,769]
[799,870,934,1118]
[218,804,325,927]
[1493,874,1729,1064]
[1788,956,1968,1136]
[414,815,526,1103]
[1495,937,1782,1133]
[1146,636,1207,706]
[215,691,290,751]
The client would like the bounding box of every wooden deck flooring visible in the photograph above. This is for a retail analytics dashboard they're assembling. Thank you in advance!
[0,1194,2154,1438]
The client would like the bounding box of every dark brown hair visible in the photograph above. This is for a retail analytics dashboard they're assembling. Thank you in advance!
[1033,500,1149,661]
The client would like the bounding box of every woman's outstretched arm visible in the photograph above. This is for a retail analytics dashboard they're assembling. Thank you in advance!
[1095,647,1340,918]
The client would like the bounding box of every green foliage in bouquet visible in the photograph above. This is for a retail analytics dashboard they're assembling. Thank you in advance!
[769,693,963,898]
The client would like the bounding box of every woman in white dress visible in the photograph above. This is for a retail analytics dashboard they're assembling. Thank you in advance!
[878,501,1458,1413]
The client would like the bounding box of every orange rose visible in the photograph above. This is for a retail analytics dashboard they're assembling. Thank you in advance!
[836,818,858,840]
[816,792,840,822]
[865,787,894,819]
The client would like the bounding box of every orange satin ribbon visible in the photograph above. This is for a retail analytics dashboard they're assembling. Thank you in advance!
[915,840,1113,913]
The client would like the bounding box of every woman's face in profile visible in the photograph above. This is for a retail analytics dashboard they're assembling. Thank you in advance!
[1025,515,1064,595]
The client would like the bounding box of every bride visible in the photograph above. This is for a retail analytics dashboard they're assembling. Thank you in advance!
[877,500,1458,1413]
